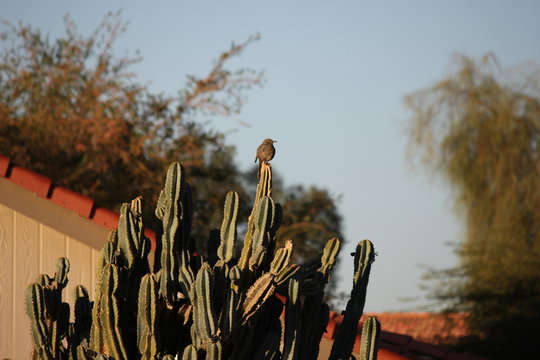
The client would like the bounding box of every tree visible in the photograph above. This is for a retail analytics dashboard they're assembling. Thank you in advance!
[0,12,345,273]
[278,185,344,263]
[406,54,540,359]
[0,12,260,243]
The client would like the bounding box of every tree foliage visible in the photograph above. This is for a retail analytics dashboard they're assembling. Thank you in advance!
[279,185,344,263]
[0,12,259,238]
[406,54,540,359]
[0,13,344,275]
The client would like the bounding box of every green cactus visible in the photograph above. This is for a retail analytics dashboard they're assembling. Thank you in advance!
[282,278,301,360]
[55,257,70,287]
[25,257,71,360]
[329,239,375,360]
[193,263,218,342]
[238,163,273,271]
[137,274,160,359]
[99,264,128,359]
[359,317,381,360]
[217,191,239,264]
[27,157,380,360]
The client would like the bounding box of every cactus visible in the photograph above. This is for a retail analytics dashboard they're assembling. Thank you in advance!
[25,257,70,359]
[137,274,159,359]
[72,285,92,348]
[329,239,375,360]
[99,264,128,359]
[193,263,218,342]
[26,158,380,360]
[217,191,239,264]
[282,279,301,360]
[238,164,274,271]
[359,317,381,360]
[159,162,185,304]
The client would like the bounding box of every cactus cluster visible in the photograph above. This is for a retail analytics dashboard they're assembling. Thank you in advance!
[26,161,380,359]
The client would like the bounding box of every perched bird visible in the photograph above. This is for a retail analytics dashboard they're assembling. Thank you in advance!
[255,138,277,177]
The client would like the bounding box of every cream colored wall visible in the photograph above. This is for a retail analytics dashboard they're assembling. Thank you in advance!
[0,178,109,360]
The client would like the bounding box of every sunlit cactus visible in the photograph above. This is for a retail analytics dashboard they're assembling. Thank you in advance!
[25,257,70,359]
[217,190,239,264]
[137,274,159,359]
[329,239,375,360]
[26,160,380,359]
[359,316,381,360]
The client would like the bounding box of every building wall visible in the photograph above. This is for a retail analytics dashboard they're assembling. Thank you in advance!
[0,178,108,360]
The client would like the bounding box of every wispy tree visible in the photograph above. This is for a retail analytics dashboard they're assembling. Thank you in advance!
[406,54,540,359]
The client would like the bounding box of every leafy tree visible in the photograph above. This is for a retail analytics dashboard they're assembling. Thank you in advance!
[406,54,540,359]
[0,13,345,276]
[0,12,260,242]
[279,185,344,263]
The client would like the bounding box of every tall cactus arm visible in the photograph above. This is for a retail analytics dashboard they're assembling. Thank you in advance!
[137,273,160,359]
[317,238,341,281]
[270,240,293,276]
[282,278,301,360]
[100,264,129,359]
[26,283,52,358]
[217,191,239,264]
[238,163,273,271]
[329,240,375,360]
[193,263,218,342]
[359,317,381,360]
[159,162,184,303]
[55,257,70,289]
[117,197,147,269]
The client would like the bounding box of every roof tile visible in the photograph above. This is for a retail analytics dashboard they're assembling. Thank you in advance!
[91,207,120,230]
[8,166,52,197]
[0,155,10,177]
[362,312,470,345]
[50,186,94,218]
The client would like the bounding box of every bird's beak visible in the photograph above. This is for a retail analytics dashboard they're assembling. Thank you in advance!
[273,140,278,143]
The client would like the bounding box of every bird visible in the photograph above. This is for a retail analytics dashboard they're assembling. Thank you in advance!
[255,138,277,177]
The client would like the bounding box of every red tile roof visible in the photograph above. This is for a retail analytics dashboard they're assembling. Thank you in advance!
[362,312,470,346]
[323,312,486,360]
[9,165,52,197]
[50,186,94,218]
[0,154,156,247]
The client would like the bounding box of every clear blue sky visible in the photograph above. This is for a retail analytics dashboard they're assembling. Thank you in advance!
[3,1,539,311]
